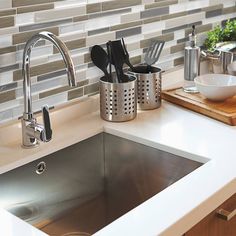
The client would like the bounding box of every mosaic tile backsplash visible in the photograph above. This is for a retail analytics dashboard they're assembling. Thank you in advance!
[0,0,235,123]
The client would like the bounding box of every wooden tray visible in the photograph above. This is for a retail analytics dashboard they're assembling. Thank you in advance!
[162,88,236,125]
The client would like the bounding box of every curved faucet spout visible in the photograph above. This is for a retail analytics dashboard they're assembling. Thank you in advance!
[22,31,76,117]
[21,31,76,148]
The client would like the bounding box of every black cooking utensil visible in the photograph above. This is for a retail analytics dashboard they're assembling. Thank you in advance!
[91,45,110,81]
[110,40,129,83]
[121,38,136,72]
[106,41,114,82]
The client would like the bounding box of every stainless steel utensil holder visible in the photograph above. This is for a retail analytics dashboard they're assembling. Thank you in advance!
[129,65,161,110]
[100,75,137,122]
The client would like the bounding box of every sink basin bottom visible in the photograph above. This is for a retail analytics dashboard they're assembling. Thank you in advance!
[0,133,202,235]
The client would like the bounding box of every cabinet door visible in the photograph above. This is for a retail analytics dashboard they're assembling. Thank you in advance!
[185,193,236,236]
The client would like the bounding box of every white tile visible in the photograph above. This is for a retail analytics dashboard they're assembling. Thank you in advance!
[35,6,86,23]
[54,0,86,8]
[121,12,140,24]
[0,52,16,67]
[170,0,209,13]
[0,27,19,36]
[15,13,35,26]
[142,21,165,34]
[0,35,12,47]
[86,31,115,47]
[0,72,13,85]
[0,0,12,10]
[165,12,205,28]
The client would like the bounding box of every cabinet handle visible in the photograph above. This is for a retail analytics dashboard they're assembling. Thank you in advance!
[217,208,236,221]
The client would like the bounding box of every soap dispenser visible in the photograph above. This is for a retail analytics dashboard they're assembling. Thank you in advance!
[183,25,200,93]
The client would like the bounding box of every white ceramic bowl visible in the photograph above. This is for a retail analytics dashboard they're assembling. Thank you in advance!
[194,74,236,101]
[227,61,236,76]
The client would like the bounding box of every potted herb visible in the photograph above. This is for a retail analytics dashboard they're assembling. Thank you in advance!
[204,19,236,52]
[202,19,236,73]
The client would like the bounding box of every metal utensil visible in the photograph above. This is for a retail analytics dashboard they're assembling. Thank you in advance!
[144,40,165,72]
[91,45,110,81]
[121,38,136,72]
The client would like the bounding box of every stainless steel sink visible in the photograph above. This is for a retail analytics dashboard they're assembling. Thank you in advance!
[0,133,202,236]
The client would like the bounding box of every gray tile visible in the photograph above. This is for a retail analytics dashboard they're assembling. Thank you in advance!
[177,37,188,44]
[206,9,222,18]
[19,19,72,32]
[116,26,141,38]
[88,27,110,36]
[37,69,67,82]
[188,8,201,14]
[89,8,131,19]
[0,82,17,92]
[0,64,19,73]
[141,6,169,19]
[16,40,45,50]
[163,24,187,34]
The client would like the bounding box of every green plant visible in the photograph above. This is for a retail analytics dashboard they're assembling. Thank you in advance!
[204,19,236,52]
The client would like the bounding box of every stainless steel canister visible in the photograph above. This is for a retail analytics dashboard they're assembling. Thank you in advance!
[100,74,137,122]
[128,65,161,110]
[183,46,200,93]
[202,41,236,74]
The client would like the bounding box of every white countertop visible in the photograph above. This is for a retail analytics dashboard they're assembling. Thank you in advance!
[0,65,235,236]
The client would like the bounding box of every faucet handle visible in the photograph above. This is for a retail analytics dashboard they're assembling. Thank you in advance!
[42,105,52,142]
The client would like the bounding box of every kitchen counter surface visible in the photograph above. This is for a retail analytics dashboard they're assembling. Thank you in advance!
[0,65,235,236]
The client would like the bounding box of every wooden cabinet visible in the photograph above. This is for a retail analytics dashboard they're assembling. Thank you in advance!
[185,193,236,236]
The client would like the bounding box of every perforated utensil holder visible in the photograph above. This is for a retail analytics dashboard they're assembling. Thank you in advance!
[100,75,137,122]
[129,65,162,110]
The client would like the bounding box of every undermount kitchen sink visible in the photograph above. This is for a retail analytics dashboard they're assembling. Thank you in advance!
[0,133,202,236]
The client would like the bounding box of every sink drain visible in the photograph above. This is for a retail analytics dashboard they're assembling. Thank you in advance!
[61,232,91,236]
[36,161,46,175]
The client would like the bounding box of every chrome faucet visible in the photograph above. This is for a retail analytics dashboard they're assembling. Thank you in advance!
[21,31,76,148]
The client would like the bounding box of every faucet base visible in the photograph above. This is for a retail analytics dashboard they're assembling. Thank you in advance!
[21,140,39,149]
[21,118,40,148]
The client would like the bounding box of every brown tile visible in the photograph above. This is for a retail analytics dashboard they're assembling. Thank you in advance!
[84,82,99,95]
[111,20,142,31]
[17,3,54,14]
[68,87,83,100]
[86,3,101,14]
[73,15,89,22]
[174,57,184,66]
[53,38,86,54]
[12,0,61,7]
[170,43,185,54]
[0,46,16,55]
[0,90,15,104]
[13,60,65,81]
[222,6,236,14]
[0,9,16,17]
[140,33,174,48]
[185,23,212,36]
[0,16,14,29]
[84,53,91,64]
[102,0,141,11]
[202,4,223,12]
[39,86,70,99]
[12,27,59,45]
[77,79,89,87]
[145,0,178,9]
[129,55,141,66]
[161,11,186,20]
[143,16,161,24]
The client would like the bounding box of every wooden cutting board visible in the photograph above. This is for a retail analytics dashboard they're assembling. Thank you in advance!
[162,88,236,125]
